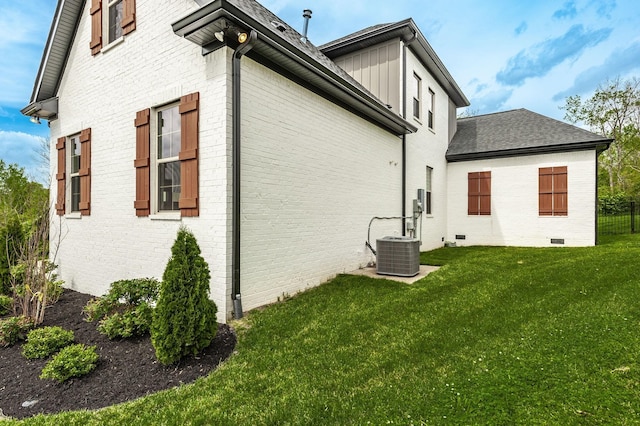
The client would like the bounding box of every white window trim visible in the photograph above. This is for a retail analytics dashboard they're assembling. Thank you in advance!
[427,88,435,131]
[412,72,422,123]
[103,0,123,47]
[151,102,181,215]
[67,133,81,215]
[425,165,433,216]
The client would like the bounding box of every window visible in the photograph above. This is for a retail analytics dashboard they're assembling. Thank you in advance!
[412,73,421,120]
[468,172,491,215]
[539,167,567,216]
[69,134,81,212]
[55,129,92,216]
[428,88,435,130]
[156,104,181,212]
[135,93,200,217]
[425,166,433,214]
[90,0,136,55]
[107,0,123,44]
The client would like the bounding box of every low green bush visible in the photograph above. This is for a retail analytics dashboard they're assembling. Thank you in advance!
[0,294,12,316]
[97,303,153,339]
[0,315,34,346]
[83,278,159,339]
[22,326,74,359]
[40,344,99,382]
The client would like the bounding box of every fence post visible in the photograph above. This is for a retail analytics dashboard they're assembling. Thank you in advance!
[632,201,636,234]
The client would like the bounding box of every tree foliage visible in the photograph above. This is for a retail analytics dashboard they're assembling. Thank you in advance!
[0,160,48,223]
[563,77,640,194]
[151,227,218,365]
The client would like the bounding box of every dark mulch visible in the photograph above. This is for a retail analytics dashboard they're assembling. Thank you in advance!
[0,290,236,419]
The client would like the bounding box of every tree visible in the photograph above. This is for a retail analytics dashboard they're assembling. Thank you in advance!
[151,226,218,365]
[562,77,640,194]
[0,160,48,223]
[0,161,49,296]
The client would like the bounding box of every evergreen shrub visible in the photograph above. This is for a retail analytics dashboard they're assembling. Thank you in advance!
[151,226,218,365]
[83,278,159,339]
[22,326,74,359]
[0,315,34,346]
[40,344,99,382]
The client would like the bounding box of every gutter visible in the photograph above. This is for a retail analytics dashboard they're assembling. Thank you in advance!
[172,0,416,136]
[231,30,258,320]
[446,139,614,162]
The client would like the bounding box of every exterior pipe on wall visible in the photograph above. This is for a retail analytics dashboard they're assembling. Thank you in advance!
[401,31,417,236]
[232,30,258,320]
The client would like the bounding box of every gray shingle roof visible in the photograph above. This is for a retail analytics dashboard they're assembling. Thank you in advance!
[446,109,613,162]
[173,0,417,135]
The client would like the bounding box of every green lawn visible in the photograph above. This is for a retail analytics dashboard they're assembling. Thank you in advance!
[598,213,639,235]
[19,235,640,425]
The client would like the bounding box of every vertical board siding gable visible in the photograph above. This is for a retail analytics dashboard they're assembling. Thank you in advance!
[55,137,66,215]
[79,128,92,215]
[134,109,150,216]
[90,0,102,55]
[179,92,200,217]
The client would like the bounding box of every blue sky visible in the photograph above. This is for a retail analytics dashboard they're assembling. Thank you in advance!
[1,0,639,181]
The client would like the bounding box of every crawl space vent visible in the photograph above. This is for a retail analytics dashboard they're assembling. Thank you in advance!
[376,236,420,277]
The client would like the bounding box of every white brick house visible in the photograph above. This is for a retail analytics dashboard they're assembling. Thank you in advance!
[23,0,611,320]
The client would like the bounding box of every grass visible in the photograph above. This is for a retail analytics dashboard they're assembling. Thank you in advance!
[17,235,640,425]
[598,213,639,235]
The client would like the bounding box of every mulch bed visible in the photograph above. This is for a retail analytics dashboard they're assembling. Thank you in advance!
[0,290,236,419]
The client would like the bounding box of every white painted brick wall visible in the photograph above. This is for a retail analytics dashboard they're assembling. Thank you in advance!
[239,58,403,311]
[404,49,452,251]
[446,150,597,247]
[49,0,233,321]
[48,0,408,320]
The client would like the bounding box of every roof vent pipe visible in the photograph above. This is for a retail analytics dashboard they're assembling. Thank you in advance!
[301,9,312,43]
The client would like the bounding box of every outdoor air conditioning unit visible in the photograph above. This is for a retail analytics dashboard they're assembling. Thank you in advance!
[376,236,420,277]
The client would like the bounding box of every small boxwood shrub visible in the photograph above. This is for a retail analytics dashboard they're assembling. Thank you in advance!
[0,294,12,316]
[151,226,218,365]
[97,303,153,339]
[0,315,34,347]
[22,326,74,359]
[83,278,159,339]
[40,344,99,382]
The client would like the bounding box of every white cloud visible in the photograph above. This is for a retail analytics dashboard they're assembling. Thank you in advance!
[0,130,49,184]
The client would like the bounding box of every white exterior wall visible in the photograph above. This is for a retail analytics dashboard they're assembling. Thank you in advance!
[404,48,452,251]
[446,150,597,247]
[49,0,234,321]
[239,59,404,311]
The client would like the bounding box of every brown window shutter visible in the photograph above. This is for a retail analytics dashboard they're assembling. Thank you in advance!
[468,172,479,215]
[539,167,553,216]
[179,92,200,217]
[55,137,66,215]
[134,109,150,216]
[122,0,136,35]
[479,171,491,215]
[468,172,491,215]
[553,166,568,216]
[90,0,102,55]
[78,129,92,215]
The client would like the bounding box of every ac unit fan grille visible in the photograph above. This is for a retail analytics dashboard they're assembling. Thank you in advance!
[376,237,420,277]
